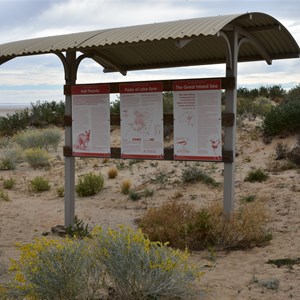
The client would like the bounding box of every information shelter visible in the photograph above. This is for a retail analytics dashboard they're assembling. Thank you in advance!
[0,13,299,226]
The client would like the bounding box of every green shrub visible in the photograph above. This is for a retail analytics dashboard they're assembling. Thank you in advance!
[274,142,289,160]
[56,186,64,197]
[14,128,45,149]
[92,226,200,299]
[14,127,61,151]
[23,148,50,169]
[3,178,16,190]
[30,100,65,128]
[66,216,92,238]
[262,100,300,136]
[237,97,272,118]
[1,238,104,299]
[75,173,104,197]
[0,109,30,137]
[41,127,62,151]
[287,146,300,166]
[244,168,269,183]
[0,157,16,170]
[29,176,51,192]
[0,189,10,201]
[182,166,220,187]
[128,190,141,201]
[0,101,64,137]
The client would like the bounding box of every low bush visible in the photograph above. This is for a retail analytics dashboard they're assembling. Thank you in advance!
[1,227,200,300]
[139,200,272,251]
[3,178,16,190]
[23,148,50,169]
[92,226,200,299]
[75,173,104,197]
[14,127,61,151]
[0,157,16,171]
[244,168,269,183]
[29,176,51,193]
[182,166,220,187]
[262,100,300,136]
[1,238,104,299]
[66,216,92,238]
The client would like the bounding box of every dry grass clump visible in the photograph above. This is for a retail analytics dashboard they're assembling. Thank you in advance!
[138,200,272,251]
[121,179,132,195]
[107,166,118,179]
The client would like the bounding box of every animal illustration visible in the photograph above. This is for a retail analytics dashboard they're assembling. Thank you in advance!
[210,138,220,155]
[74,130,90,150]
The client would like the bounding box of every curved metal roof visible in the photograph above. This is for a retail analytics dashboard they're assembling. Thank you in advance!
[0,12,299,73]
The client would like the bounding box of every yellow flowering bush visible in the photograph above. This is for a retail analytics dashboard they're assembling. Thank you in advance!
[92,225,202,299]
[1,226,201,300]
[2,238,105,300]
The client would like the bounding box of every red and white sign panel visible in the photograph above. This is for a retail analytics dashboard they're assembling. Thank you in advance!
[120,82,164,159]
[173,79,222,161]
[71,84,111,157]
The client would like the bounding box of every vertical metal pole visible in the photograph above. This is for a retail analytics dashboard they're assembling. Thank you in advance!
[223,30,238,215]
[64,51,76,227]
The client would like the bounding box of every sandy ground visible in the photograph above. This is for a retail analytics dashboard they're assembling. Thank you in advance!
[0,118,300,299]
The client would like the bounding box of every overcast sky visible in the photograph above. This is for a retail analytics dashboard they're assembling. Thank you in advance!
[0,0,300,104]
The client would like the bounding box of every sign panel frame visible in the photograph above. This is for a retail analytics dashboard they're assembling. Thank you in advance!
[120,82,164,159]
[173,79,222,161]
[71,84,111,157]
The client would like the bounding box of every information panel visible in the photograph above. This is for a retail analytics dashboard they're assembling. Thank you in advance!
[120,82,164,159]
[71,84,110,157]
[173,79,222,161]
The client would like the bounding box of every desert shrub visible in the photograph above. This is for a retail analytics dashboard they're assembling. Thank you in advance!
[0,109,30,137]
[66,216,92,238]
[206,202,272,250]
[287,146,300,166]
[237,97,272,118]
[262,100,300,136]
[128,190,141,201]
[110,98,120,114]
[3,177,16,190]
[0,157,16,171]
[92,225,200,299]
[121,179,132,195]
[286,84,300,102]
[244,168,269,183]
[56,186,64,197]
[274,142,289,160]
[0,189,10,201]
[14,127,61,151]
[138,200,196,249]
[151,172,170,186]
[40,127,62,151]
[29,176,51,192]
[0,146,23,170]
[23,148,50,169]
[1,238,104,299]
[30,100,65,128]
[75,173,104,197]
[0,136,11,148]
[14,128,46,149]
[182,166,220,187]
[139,201,271,251]
[107,166,118,179]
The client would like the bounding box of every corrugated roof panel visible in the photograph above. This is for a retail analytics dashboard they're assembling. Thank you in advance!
[0,12,299,70]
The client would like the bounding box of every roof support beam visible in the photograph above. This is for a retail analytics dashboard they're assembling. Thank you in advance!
[235,25,272,65]
[63,51,77,227]
[223,29,238,217]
